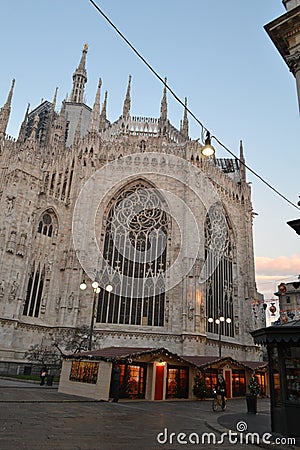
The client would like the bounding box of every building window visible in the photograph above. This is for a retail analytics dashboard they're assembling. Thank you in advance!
[97,181,168,326]
[69,361,99,384]
[205,205,234,337]
[38,213,53,237]
[22,264,45,317]
[24,209,58,318]
[166,366,189,399]
[232,370,246,397]
[204,369,219,397]
[116,363,147,399]
[255,371,267,397]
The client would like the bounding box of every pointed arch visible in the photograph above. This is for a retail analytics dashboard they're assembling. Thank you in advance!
[36,208,58,238]
[96,179,169,327]
[205,203,235,337]
[23,208,59,318]
[23,262,45,318]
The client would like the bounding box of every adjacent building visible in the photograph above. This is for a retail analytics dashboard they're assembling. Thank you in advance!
[264,0,300,111]
[275,280,300,323]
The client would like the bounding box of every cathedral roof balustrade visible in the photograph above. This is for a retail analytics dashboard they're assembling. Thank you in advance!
[194,155,251,205]
[101,115,190,144]
[216,158,240,174]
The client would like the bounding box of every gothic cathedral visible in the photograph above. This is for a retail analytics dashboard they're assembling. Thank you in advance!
[0,45,259,366]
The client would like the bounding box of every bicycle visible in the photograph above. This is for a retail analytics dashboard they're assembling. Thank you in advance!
[212,388,226,412]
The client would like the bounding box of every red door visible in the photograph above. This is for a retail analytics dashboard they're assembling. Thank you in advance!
[154,365,164,400]
[224,370,231,399]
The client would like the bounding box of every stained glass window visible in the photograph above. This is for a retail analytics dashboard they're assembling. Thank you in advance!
[97,181,168,326]
[205,204,234,337]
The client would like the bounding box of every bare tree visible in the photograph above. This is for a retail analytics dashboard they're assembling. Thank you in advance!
[25,344,62,367]
[54,325,101,355]
[25,326,102,367]
[64,325,91,353]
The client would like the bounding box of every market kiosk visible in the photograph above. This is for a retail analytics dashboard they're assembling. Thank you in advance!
[251,320,300,438]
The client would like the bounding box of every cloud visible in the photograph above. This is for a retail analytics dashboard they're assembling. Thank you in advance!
[255,254,300,298]
[255,255,300,276]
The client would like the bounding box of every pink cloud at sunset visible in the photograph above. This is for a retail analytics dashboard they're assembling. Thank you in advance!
[255,255,300,298]
[255,255,300,276]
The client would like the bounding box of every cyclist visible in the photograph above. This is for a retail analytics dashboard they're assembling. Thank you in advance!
[216,374,226,409]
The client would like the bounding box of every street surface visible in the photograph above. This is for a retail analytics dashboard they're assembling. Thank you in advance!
[0,378,298,450]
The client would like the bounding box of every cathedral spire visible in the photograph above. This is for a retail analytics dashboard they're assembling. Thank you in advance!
[49,98,67,151]
[26,113,39,147]
[158,77,168,135]
[60,99,67,120]
[122,75,131,118]
[5,79,15,109]
[70,44,88,103]
[46,87,59,145]
[90,78,102,132]
[160,78,168,122]
[52,87,58,111]
[99,90,108,131]
[18,103,30,143]
[0,79,15,137]
[181,97,189,139]
[239,140,246,182]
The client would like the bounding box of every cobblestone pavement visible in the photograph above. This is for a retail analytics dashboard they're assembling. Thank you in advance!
[0,379,298,450]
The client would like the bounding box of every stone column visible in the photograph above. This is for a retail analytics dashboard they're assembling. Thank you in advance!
[286,51,300,112]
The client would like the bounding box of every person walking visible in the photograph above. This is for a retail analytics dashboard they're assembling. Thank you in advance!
[110,364,121,402]
[216,373,227,409]
[40,367,48,386]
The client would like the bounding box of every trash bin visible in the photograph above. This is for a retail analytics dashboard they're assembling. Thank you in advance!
[246,393,257,414]
[46,375,54,386]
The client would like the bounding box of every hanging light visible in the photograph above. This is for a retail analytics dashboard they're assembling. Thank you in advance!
[226,318,232,324]
[105,284,113,293]
[92,280,99,289]
[80,281,87,290]
[201,131,215,157]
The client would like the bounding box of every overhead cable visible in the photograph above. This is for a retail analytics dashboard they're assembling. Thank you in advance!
[88,0,300,211]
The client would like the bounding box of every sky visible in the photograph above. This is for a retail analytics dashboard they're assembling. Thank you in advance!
[0,0,299,299]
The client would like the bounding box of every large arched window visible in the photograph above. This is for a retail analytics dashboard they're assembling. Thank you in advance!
[23,208,58,318]
[205,205,234,337]
[37,212,53,237]
[96,181,168,326]
[23,263,45,317]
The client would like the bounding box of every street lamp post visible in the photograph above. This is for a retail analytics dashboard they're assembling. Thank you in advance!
[80,278,113,351]
[208,314,232,358]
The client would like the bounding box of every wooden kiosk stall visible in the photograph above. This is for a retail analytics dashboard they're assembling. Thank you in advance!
[251,320,300,439]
